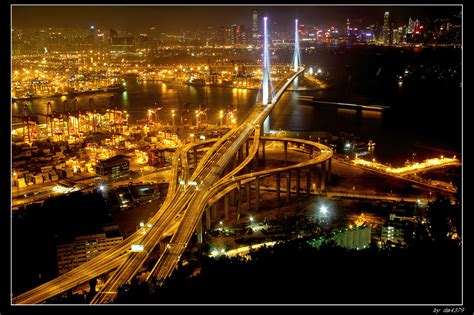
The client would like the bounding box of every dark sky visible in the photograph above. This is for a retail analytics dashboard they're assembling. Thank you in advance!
[12,5,461,33]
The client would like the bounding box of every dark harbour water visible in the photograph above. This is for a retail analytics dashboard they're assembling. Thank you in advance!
[13,45,462,166]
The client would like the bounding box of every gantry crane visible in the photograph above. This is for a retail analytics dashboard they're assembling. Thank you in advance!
[12,104,39,143]
[60,100,69,138]
[69,98,81,136]
[88,98,98,132]
[36,101,54,138]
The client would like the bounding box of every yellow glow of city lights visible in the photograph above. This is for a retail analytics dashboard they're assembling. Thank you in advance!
[353,157,459,175]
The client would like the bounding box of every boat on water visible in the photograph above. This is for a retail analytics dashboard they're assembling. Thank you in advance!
[68,88,106,95]
[106,83,127,92]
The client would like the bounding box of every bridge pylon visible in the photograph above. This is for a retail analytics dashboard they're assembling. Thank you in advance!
[262,16,272,106]
[293,19,301,72]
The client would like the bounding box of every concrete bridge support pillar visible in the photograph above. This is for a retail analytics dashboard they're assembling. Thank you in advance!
[193,147,198,169]
[313,165,319,193]
[262,140,266,162]
[246,139,250,157]
[236,183,242,220]
[320,161,327,191]
[247,182,251,210]
[197,217,203,244]
[309,146,314,159]
[284,141,288,165]
[306,167,311,196]
[276,173,281,202]
[286,171,291,202]
[224,194,230,221]
[205,206,211,230]
[255,140,259,166]
[211,203,217,220]
[232,189,236,207]
[327,158,332,183]
[256,176,260,211]
[89,278,97,296]
[296,168,300,198]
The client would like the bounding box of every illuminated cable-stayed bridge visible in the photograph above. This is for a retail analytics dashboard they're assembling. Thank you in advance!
[13,18,333,304]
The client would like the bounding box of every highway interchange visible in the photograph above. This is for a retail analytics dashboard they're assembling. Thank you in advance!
[13,68,335,304]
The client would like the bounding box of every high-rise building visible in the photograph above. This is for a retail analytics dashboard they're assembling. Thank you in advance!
[237,24,247,45]
[383,11,390,43]
[414,19,421,34]
[407,17,414,34]
[219,26,226,45]
[220,26,233,45]
[230,24,238,45]
[397,26,406,44]
[252,9,259,45]
[221,24,248,46]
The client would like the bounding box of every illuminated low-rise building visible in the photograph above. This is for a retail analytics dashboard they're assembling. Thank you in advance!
[308,224,372,250]
[381,215,415,246]
[95,154,130,177]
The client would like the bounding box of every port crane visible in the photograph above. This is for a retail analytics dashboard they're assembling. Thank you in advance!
[12,104,39,143]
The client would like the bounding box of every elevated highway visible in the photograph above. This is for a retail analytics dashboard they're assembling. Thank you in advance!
[12,15,319,304]
[13,68,334,305]
[89,68,307,303]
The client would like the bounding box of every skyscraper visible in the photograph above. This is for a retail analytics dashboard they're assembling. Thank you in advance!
[383,11,390,43]
[407,17,414,34]
[252,9,259,45]
[414,19,421,34]
[230,24,237,45]
[237,25,247,45]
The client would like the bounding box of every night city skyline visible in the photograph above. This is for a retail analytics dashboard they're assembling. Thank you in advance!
[12,5,461,33]
[7,3,465,311]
